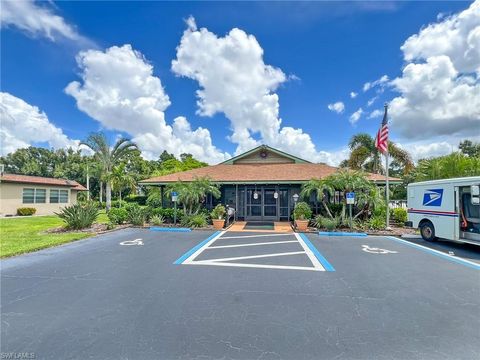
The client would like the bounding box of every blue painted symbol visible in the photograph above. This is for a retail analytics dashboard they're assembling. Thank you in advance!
[422,189,443,206]
[346,192,355,199]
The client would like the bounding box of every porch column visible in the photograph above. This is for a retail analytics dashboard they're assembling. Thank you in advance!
[161,185,165,208]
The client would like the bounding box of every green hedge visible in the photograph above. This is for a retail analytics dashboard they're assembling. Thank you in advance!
[108,208,128,224]
[17,207,36,216]
[124,195,147,206]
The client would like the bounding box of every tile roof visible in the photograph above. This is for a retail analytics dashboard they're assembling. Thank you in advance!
[140,164,401,184]
[0,173,87,191]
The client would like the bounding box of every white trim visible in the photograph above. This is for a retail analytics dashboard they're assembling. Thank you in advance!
[220,233,293,240]
[195,251,305,263]
[190,261,324,272]
[294,233,324,270]
[182,231,226,264]
[208,240,298,249]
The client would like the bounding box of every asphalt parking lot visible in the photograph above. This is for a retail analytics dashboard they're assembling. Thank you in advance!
[1,228,479,360]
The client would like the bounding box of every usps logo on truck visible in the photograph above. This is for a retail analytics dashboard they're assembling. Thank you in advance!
[422,189,444,206]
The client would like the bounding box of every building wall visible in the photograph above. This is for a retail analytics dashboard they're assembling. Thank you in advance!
[233,150,295,164]
[0,183,79,216]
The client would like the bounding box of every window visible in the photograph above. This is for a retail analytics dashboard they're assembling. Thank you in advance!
[35,189,46,203]
[59,190,69,203]
[23,188,46,203]
[23,188,35,204]
[50,189,69,203]
[50,190,59,203]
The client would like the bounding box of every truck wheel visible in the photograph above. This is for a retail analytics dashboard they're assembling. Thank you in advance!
[420,221,437,242]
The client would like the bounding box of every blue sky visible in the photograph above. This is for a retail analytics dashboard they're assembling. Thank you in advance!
[1,1,479,164]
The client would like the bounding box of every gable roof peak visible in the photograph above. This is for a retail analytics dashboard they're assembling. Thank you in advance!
[220,144,311,165]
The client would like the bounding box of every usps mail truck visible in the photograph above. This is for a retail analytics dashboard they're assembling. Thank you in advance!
[407,176,480,244]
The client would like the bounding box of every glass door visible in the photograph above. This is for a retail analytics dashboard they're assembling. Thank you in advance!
[263,189,278,220]
[246,188,262,220]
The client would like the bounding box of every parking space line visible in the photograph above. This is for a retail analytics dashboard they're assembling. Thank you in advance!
[174,231,225,265]
[297,233,335,272]
[190,261,323,272]
[385,236,480,271]
[208,240,298,249]
[220,233,294,240]
[194,251,306,263]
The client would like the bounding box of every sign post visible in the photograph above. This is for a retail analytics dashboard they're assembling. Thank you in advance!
[346,192,355,229]
[172,191,178,225]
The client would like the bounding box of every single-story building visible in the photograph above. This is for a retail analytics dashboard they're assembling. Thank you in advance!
[0,173,87,216]
[141,145,400,222]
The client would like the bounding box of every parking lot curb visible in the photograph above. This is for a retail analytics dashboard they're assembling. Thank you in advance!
[150,227,192,232]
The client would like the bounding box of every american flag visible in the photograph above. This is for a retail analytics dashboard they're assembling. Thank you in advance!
[375,104,389,154]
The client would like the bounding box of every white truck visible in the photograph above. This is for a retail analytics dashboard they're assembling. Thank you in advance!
[406,176,480,244]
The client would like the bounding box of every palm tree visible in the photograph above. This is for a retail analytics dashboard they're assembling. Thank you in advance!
[167,177,221,215]
[347,133,413,175]
[81,133,138,211]
[301,179,335,219]
[109,164,137,204]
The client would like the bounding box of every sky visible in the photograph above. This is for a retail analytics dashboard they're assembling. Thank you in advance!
[1,0,479,165]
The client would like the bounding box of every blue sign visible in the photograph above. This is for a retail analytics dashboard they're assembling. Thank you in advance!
[171,191,178,196]
[346,192,355,204]
[422,189,443,207]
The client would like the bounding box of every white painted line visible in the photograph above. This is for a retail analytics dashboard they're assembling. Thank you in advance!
[294,233,324,270]
[120,239,144,246]
[190,261,324,272]
[182,231,226,264]
[220,233,294,240]
[208,240,298,249]
[194,251,305,263]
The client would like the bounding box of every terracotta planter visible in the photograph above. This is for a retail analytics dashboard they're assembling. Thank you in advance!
[295,219,309,232]
[212,219,225,230]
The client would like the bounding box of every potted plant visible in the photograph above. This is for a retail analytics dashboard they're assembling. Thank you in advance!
[293,201,312,232]
[210,204,226,230]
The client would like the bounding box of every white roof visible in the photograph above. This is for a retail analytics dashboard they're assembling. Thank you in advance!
[409,176,480,187]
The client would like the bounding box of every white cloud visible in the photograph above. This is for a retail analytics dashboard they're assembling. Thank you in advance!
[0,0,90,44]
[327,101,345,114]
[0,92,78,156]
[65,45,229,164]
[368,109,383,119]
[401,0,480,74]
[389,1,480,140]
[362,75,389,92]
[350,91,358,98]
[349,108,363,125]
[171,17,338,164]
[366,96,378,107]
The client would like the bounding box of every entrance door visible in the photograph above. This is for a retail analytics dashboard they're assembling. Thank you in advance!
[263,189,278,221]
[246,188,262,220]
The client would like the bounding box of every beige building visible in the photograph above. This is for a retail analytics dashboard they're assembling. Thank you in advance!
[0,173,87,216]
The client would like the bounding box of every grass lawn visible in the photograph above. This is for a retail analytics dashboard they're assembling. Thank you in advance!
[0,210,109,258]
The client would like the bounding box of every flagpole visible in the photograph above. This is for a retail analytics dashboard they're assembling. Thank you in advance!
[384,103,390,230]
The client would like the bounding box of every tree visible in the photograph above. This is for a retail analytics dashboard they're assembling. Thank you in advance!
[346,133,413,175]
[166,177,221,215]
[109,164,137,204]
[414,152,480,181]
[301,179,335,219]
[459,140,480,158]
[81,133,138,211]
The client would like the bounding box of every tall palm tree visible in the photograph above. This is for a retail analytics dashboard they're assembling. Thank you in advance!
[347,133,413,174]
[167,177,221,215]
[81,133,138,211]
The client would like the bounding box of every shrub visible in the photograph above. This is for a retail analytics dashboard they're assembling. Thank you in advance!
[56,203,99,230]
[150,215,165,226]
[314,215,340,231]
[210,204,226,220]
[328,203,343,217]
[124,195,147,206]
[293,202,312,220]
[106,222,116,230]
[181,213,208,228]
[367,215,386,230]
[108,207,128,224]
[16,207,36,216]
[148,207,181,223]
[111,200,127,208]
[146,193,162,208]
[126,205,147,226]
[392,208,407,225]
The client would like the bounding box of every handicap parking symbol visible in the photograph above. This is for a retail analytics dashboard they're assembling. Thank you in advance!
[362,245,397,254]
[120,239,144,246]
